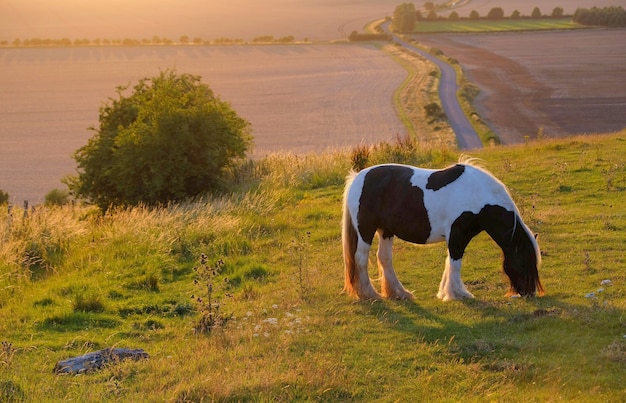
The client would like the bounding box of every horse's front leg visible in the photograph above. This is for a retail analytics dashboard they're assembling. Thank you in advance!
[437,252,474,301]
[377,232,414,300]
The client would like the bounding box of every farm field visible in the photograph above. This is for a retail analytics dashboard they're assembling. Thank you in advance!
[0,0,404,43]
[3,0,623,43]
[415,29,626,143]
[412,18,582,33]
[0,44,408,203]
[1,0,625,202]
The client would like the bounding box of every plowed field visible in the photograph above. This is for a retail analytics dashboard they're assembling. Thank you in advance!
[416,29,626,143]
[0,45,408,202]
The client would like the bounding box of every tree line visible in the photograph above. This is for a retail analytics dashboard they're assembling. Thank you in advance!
[573,6,626,27]
[392,3,626,32]
[1,34,304,48]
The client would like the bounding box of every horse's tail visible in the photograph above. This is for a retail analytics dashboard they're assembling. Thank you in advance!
[342,171,359,297]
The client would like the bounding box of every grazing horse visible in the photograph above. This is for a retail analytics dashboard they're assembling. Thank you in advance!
[342,159,543,301]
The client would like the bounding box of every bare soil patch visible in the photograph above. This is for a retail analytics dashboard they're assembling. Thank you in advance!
[415,29,626,143]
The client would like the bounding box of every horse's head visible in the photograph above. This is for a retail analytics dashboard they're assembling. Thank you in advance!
[502,230,543,297]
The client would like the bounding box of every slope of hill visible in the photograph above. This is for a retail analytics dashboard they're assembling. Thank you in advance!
[1,131,625,401]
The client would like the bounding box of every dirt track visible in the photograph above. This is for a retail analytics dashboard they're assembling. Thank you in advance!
[415,29,626,143]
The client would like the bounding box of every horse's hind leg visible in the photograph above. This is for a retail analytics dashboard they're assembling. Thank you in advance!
[437,252,474,301]
[354,240,381,300]
[377,232,414,300]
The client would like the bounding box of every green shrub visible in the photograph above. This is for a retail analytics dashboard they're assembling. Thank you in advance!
[66,69,252,211]
[44,188,70,206]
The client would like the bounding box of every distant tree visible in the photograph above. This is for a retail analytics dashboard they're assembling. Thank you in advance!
[253,35,274,42]
[349,31,391,41]
[469,10,480,20]
[448,11,460,21]
[511,10,521,19]
[424,1,435,11]
[179,35,189,44]
[551,7,564,17]
[573,6,626,26]
[66,69,252,211]
[531,7,542,18]
[45,189,70,206]
[392,3,417,32]
[122,38,139,46]
[487,7,505,20]
[427,10,438,20]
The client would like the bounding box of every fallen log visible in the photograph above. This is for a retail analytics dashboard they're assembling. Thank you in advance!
[53,348,149,374]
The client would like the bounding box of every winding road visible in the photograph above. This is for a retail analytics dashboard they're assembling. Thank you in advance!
[382,21,482,149]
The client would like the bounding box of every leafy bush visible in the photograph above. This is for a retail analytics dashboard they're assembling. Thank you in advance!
[0,190,8,205]
[424,102,446,123]
[66,69,252,211]
[44,188,70,206]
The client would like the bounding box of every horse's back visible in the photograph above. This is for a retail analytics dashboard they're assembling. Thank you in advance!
[345,162,518,244]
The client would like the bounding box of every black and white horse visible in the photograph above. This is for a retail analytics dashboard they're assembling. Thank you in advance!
[342,159,543,301]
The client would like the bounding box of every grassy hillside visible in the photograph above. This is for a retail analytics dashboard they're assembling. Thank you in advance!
[1,132,625,402]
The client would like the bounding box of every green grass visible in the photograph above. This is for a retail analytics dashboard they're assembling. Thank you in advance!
[414,18,584,33]
[1,132,625,401]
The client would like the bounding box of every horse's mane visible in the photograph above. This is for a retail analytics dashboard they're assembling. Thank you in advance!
[458,154,541,270]
[458,154,486,169]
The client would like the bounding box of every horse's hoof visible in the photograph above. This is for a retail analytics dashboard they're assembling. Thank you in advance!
[386,290,414,300]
